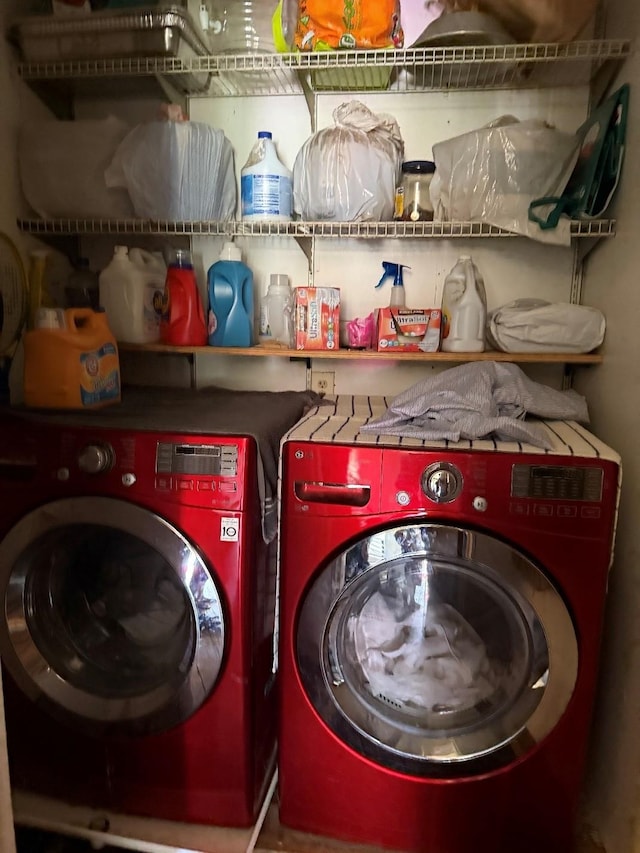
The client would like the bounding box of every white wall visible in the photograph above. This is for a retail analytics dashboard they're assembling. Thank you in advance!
[186,86,587,395]
[574,3,640,851]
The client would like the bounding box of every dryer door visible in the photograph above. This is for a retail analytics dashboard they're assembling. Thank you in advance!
[296,522,578,775]
[0,497,225,736]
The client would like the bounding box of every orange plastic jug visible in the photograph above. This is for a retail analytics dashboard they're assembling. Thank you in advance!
[23,308,121,409]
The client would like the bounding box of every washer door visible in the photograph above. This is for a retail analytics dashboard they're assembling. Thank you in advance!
[297,523,578,775]
[0,497,225,736]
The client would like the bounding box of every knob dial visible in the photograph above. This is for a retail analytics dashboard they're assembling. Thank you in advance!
[77,444,114,475]
[421,462,462,503]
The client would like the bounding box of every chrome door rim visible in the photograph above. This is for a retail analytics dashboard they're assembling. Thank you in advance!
[296,523,578,773]
[0,497,225,734]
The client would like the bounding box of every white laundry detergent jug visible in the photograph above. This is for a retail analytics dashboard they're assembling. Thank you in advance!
[441,255,487,353]
[99,245,167,344]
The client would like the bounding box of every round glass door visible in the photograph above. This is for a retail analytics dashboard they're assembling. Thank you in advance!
[297,523,577,776]
[0,497,225,736]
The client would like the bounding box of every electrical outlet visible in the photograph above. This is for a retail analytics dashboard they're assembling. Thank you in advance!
[310,371,335,395]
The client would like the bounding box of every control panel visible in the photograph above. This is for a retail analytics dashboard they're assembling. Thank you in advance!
[49,428,249,512]
[156,442,239,477]
[511,464,604,502]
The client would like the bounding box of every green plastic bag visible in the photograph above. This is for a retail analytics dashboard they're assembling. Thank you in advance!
[529,83,629,229]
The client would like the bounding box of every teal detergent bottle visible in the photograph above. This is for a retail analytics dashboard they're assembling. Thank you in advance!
[375,261,411,307]
[207,242,254,347]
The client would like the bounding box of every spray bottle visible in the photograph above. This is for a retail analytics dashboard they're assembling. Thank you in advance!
[375,261,411,307]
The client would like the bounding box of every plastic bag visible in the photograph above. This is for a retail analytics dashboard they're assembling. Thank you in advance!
[487,299,605,353]
[446,0,598,43]
[105,118,236,221]
[430,115,579,244]
[18,116,134,219]
[293,101,404,222]
[293,0,403,50]
[529,84,629,228]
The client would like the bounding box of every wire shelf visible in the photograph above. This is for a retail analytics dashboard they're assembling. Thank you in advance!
[17,218,616,239]
[17,39,630,96]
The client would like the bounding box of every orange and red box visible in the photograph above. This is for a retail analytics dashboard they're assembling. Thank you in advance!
[376,307,442,352]
[294,287,340,350]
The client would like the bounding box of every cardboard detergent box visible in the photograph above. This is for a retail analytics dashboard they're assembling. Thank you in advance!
[294,287,340,350]
[377,307,442,352]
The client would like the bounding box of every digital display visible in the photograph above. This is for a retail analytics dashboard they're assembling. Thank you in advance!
[156,443,238,477]
[511,464,603,502]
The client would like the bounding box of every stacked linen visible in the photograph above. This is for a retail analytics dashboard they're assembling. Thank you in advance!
[105,115,237,221]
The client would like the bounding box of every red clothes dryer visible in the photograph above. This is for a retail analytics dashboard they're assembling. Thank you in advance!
[278,396,621,853]
[0,387,310,827]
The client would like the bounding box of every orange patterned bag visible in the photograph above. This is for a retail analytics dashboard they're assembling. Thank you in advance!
[294,0,403,50]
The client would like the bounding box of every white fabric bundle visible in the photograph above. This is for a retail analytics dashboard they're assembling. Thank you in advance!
[105,119,236,221]
[488,298,605,353]
[352,594,498,711]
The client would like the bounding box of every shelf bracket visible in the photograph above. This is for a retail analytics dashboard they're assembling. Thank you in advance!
[293,235,313,271]
[297,71,317,133]
[575,234,607,267]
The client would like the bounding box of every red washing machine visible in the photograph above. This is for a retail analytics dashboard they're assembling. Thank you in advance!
[0,387,311,826]
[278,396,621,853]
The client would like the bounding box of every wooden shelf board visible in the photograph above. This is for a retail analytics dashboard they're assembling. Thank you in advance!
[118,344,603,365]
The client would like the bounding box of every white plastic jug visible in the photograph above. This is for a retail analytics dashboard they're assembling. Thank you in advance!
[241,131,292,221]
[99,245,167,344]
[441,255,487,353]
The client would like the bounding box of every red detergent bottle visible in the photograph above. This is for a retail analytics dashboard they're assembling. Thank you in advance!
[159,248,208,346]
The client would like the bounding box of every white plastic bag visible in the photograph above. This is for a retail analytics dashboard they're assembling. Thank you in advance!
[487,299,605,353]
[293,101,404,222]
[19,116,134,219]
[105,119,236,221]
[430,116,579,244]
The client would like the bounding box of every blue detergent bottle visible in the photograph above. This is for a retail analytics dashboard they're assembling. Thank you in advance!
[207,242,254,347]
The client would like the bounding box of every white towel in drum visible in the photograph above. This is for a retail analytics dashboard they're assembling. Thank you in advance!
[359,361,589,449]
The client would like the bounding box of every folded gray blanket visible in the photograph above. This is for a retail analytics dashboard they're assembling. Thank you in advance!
[359,362,589,449]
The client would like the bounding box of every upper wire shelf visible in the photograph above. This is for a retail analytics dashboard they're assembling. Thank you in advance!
[16,39,631,96]
[17,218,616,239]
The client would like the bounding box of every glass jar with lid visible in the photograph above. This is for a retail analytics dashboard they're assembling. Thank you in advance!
[394,160,436,222]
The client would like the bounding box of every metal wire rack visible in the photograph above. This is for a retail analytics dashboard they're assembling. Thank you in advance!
[17,218,616,239]
[17,40,631,96]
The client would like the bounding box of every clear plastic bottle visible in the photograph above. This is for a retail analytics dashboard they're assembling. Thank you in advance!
[440,255,487,353]
[241,131,292,221]
[205,1,277,53]
[259,273,293,347]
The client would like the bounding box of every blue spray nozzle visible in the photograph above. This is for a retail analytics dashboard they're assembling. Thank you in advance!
[375,261,411,289]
